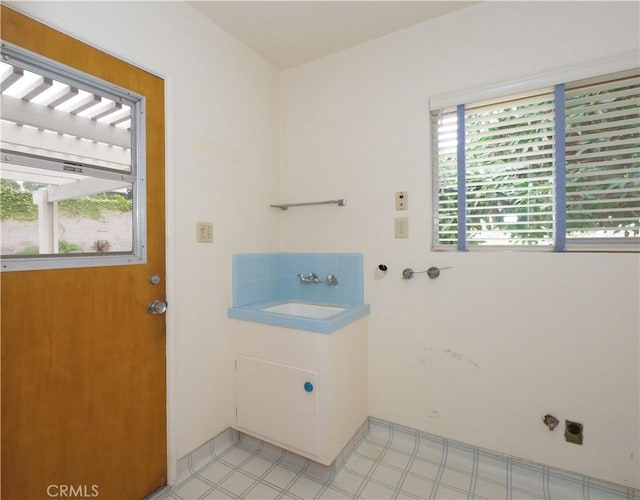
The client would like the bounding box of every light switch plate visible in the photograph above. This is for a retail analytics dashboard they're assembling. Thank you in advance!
[196,222,213,243]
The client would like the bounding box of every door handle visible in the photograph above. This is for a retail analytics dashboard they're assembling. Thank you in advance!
[148,300,167,315]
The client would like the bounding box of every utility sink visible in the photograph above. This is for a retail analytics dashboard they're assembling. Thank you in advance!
[228,299,369,333]
[260,301,347,319]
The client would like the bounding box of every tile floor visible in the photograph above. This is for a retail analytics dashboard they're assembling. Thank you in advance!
[153,418,639,500]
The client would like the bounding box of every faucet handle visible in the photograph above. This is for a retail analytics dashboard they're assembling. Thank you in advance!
[325,274,339,286]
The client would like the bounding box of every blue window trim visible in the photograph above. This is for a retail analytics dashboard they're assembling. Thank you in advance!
[553,84,567,252]
[456,104,467,251]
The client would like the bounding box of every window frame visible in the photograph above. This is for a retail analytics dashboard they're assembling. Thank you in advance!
[0,41,147,271]
[430,53,640,253]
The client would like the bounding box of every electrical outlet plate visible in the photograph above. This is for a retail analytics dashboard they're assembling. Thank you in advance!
[394,217,409,238]
[196,222,213,243]
[395,191,408,211]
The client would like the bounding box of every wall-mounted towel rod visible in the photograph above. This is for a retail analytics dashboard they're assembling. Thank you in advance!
[270,199,346,210]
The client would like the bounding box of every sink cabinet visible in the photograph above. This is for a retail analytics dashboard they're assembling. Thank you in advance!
[232,316,368,465]
[236,355,320,456]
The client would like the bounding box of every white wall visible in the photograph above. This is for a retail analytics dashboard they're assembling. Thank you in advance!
[280,1,640,488]
[10,0,640,490]
[6,0,282,473]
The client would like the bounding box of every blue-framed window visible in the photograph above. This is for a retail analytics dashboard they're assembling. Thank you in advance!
[431,69,639,252]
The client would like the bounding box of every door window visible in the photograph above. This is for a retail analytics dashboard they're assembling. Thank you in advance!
[0,42,146,271]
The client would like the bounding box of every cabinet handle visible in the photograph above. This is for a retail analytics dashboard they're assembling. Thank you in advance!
[304,381,314,393]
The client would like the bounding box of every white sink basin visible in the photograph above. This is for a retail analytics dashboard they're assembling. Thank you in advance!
[261,302,347,319]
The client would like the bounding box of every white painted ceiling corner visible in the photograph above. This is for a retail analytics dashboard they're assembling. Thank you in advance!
[188,1,479,70]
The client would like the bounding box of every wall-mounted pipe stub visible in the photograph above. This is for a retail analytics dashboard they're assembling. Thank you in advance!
[375,264,389,281]
[543,414,559,431]
[402,266,452,280]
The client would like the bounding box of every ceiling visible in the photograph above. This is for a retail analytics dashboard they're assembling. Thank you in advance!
[189,1,478,70]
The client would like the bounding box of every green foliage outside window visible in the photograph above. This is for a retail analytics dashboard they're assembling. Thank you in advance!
[0,179,132,220]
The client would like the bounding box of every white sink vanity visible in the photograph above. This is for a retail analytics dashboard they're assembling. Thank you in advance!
[227,253,369,466]
[231,314,368,465]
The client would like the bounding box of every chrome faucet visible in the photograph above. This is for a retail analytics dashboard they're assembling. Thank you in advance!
[297,272,320,283]
[296,273,339,286]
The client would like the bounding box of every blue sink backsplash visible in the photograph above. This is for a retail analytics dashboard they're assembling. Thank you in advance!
[232,252,365,307]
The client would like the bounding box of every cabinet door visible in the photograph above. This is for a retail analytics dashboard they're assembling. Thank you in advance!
[236,355,319,456]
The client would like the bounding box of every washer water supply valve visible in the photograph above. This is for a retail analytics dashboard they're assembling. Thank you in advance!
[402,266,452,280]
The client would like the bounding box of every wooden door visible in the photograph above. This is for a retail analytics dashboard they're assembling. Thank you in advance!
[0,7,167,499]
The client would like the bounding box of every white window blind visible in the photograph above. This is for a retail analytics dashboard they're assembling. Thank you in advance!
[432,108,458,247]
[565,74,640,243]
[431,68,640,251]
[464,92,555,246]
